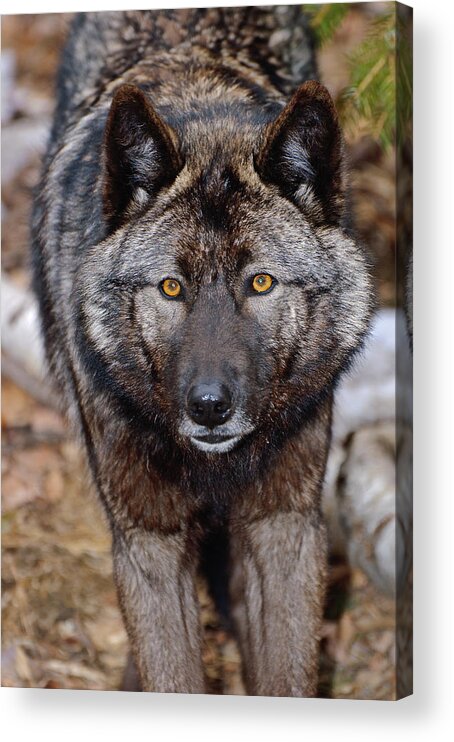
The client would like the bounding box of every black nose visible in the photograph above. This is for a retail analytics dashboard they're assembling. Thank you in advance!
[186,382,233,428]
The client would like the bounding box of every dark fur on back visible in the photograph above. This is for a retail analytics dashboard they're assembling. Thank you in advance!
[32,7,374,696]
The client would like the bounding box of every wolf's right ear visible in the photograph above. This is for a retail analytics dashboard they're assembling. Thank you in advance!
[102,84,183,230]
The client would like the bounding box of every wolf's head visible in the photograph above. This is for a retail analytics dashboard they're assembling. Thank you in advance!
[77,81,373,459]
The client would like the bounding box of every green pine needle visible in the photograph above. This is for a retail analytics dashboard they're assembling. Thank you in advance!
[301,4,411,150]
[339,10,397,149]
[302,3,350,46]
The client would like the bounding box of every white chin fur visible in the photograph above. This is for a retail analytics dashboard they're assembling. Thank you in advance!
[189,436,240,454]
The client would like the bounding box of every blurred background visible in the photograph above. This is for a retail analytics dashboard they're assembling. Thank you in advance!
[1,3,405,698]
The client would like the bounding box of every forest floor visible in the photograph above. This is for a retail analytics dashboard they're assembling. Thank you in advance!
[2,8,397,699]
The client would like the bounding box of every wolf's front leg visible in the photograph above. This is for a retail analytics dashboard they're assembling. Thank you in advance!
[230,510,327,697]
[112,528,205,694]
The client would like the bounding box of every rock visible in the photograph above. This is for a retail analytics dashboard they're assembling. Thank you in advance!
[1,117,50,185]
[322,307,412,599]
[1,50,17,124]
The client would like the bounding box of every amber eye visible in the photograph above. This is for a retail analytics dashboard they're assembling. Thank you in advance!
[160,278,182,299]
[252,273,275,294]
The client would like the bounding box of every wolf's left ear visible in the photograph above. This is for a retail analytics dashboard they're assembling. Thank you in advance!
[102,84,183,230]
[255,81,344,224]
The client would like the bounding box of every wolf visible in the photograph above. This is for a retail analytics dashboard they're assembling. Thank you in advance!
[32,6,374,697]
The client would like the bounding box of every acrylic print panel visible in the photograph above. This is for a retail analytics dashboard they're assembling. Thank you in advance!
[1,3,412,699]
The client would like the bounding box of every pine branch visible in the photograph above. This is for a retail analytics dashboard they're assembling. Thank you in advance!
[302,3,349,47]
[338,9,397,149]
[299,5,411,150]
